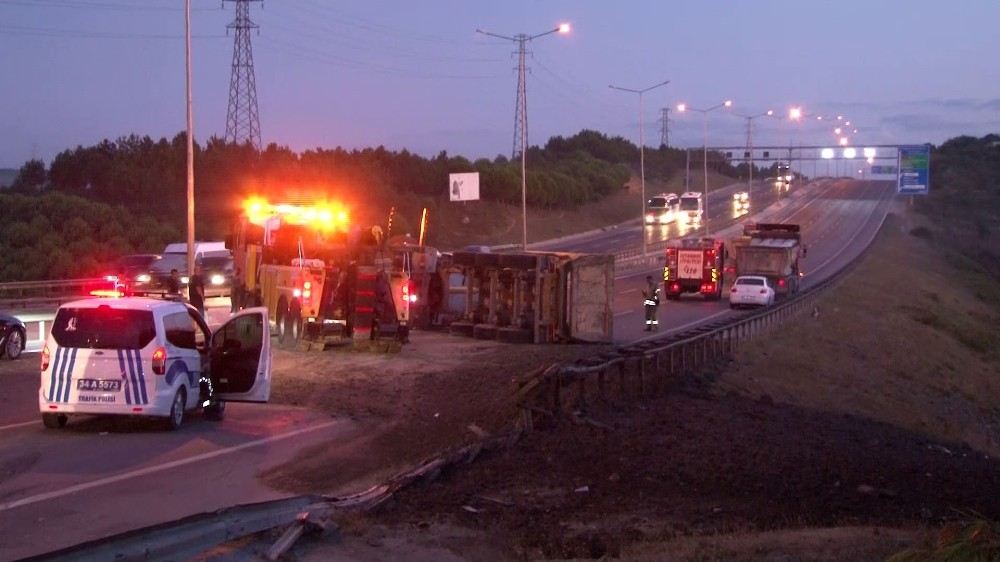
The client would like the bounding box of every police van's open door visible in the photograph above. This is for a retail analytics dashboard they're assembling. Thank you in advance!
[210,307,271,402]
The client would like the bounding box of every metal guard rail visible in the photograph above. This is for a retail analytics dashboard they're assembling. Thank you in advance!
[517,211,891,423]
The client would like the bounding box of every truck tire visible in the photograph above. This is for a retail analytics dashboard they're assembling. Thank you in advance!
[288,301,302,343]
[277,297,290,344]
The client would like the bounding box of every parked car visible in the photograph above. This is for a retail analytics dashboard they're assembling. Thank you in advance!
[198,253,235,298]
[112,254,162,292]
[0,312,26,360]
[729,275,775,309]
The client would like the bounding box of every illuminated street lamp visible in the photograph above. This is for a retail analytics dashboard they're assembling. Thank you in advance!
[834,127,842,135]
[609,78,671,256]
[676,99,733,235]
[789,106,803,120]
[477,22,571,249]
[839,137,849,146]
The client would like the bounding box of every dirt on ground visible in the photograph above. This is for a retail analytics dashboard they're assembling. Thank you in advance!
[259,333,611,494]
[261,210,1000,561]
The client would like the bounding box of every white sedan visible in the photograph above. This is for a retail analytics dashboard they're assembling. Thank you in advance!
[729,275,775,309]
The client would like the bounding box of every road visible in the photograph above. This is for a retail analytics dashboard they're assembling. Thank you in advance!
[0,178,894,560]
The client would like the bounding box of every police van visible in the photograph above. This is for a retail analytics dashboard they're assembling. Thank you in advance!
[39,296,271,430]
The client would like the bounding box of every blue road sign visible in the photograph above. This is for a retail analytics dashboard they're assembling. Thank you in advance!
[897,145,931,195]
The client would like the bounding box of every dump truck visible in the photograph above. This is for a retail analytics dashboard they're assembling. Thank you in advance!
[229,198,413,347]
[663,237,726,300]
[444,250,614,344]
[730,223,803,297]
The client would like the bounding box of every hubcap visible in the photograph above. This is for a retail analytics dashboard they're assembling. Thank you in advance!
[6,331,21,356]
[173,394,183,425]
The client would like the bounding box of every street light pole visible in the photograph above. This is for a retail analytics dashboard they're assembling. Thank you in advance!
[609,79,670,256]
[678,100,732,237]
[184,0,195,276]
[477,23,570,249]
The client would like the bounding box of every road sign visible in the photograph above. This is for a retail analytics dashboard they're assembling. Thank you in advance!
[897,145,930,195]
[448,172,480,202]
[870,165,898,174]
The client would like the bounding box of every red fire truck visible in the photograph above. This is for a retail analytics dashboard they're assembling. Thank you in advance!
[663,237,726,300]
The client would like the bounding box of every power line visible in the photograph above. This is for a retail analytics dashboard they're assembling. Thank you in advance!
[0,23,223,39]
[0,0,214,11]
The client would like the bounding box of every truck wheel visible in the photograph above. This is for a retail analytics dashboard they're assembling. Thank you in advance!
[42,413,67,429]
[166,388,186,431]
[277,297,290,344]
[288,302,302,342]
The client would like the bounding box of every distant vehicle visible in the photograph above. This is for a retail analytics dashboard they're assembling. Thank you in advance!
[38,296,272,430]
[677,192,704,224]
[198,254,235,298]
[776,163,792,190]
[112,254,162,292]
[645,193,679,225]
[729,275,775,309]
[150,242,231,291]
[732,191,750,215]
[0,312,26,360]
[663,237,726,300]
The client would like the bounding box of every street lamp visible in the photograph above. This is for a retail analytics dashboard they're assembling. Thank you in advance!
[609,79,670,256]
[731,108,774,211]
[477,22,570,249]
[676,99,733,235]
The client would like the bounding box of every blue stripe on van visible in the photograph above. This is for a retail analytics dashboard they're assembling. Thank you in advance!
[132,349,148,405]
[117,350,132,406]
[124,349,141,405]
[54,348,68,404]
[47,347,62,402]
[62,348,77,403]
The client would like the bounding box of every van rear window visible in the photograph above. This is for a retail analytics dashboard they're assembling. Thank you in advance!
[52,307,156,349]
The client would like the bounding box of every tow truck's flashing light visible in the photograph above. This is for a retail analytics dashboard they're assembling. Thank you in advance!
[243,197,350,231]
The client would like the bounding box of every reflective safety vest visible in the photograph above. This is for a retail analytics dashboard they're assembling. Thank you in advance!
[643,286,660,306]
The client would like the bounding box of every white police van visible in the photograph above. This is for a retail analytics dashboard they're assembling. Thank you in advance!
[39,296,271,430]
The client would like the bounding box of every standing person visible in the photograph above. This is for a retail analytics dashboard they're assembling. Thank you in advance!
[166,269,181,297]
[188,264,206,317]
[642,275,661,332]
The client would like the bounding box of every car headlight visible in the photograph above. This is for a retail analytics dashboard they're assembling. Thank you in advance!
[136,273,151,283]
[210,274,226,286]
[645,213,655,222]
[181,276,190,284]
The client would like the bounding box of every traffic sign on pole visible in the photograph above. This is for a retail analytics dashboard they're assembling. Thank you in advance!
[897,144,931,195]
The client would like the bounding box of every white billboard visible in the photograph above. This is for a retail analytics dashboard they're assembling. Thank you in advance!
[448,172,480,202]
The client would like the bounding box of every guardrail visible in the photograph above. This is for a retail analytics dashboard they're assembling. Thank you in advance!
[516,210,889,424]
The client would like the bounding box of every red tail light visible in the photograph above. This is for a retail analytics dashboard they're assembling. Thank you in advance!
[778,278,786,287]
[41,346,50,371]
[152,347,167,375]
[402,280,417,303]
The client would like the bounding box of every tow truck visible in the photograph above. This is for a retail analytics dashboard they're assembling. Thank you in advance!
[230,198,413,348]
[663,237,726,300]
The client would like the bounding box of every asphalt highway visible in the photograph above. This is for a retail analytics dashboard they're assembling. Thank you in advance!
[0,178,894,560]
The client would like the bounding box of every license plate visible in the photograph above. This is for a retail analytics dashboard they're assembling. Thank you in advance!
[76,379,122,392]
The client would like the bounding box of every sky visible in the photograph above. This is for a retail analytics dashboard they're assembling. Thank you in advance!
[1,0,999,168]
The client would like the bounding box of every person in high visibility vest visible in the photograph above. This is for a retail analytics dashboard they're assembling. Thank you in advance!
[642,275,661,331]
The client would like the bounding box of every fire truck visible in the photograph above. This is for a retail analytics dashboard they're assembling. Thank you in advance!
[229,198,412,347]
[662,237,726,300]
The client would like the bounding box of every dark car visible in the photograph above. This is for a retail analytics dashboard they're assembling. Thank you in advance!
[148,251,234,298]
[0,312,26,360]
[112,254,163,292]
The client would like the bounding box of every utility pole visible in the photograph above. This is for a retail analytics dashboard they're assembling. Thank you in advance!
[184,0,195,276]
[477,23,570,249]
[659,107,670,147]
[224,0,262,149]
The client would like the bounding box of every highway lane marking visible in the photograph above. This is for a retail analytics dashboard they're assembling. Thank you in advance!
[621,288,638,294]
[631,309,731,345]
[0,420,39,432]
[0,418,341,513]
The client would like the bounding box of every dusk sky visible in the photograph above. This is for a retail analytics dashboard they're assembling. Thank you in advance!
[2,0,999,168]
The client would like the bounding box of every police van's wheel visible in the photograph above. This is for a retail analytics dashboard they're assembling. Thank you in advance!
[204,399,226,421]
[166,388,186,431]
[42,413,67,429]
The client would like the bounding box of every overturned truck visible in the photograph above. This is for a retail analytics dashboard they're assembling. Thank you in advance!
[446,251,614,344]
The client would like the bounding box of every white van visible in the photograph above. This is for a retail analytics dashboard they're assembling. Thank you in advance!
[678,192,704,224]
[162,241,228,259]
[39,296,271,430]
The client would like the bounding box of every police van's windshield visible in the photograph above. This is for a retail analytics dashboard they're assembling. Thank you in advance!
[52,307,156,349]
[680,197,700,211]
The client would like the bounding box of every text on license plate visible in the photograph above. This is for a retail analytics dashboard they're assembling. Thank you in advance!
[76,379,122,392]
